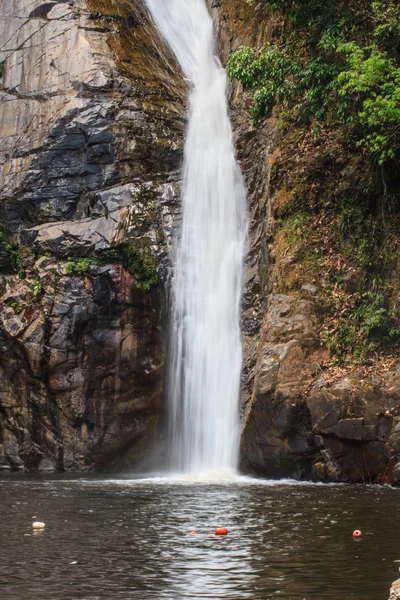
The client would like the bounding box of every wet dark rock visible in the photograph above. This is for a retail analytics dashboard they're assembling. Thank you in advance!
[0,0,185,471]
[2,0,399,480]
[213,0,400,483]
[0,263,165,471]
[392,462,400,484]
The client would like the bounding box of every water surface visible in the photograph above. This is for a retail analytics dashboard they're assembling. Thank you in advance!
[0,475,399,599]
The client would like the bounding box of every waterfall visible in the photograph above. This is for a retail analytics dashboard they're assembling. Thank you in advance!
[145,0,248,475]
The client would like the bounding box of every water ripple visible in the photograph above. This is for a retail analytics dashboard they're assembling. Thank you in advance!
[0,475,399,599]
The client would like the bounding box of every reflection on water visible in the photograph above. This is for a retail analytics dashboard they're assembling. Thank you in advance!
[0,474,399,599]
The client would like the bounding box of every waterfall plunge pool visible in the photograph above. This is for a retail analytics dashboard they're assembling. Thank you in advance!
[0,474,399,599]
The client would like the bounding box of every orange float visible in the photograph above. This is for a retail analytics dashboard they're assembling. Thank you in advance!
[352,530,362,539]
[215,527,228,536]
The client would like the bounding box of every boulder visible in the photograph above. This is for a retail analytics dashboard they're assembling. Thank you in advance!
[389,580,400,600]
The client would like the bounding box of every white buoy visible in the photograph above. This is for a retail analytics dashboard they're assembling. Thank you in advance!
[32,521,45,529]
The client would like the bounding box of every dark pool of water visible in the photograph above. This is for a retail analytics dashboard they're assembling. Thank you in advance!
[0,474,399,599]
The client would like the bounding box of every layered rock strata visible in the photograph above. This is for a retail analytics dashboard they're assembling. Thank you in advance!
[212,0,400,483]
[0,0,185,470]
[1,0,400,481]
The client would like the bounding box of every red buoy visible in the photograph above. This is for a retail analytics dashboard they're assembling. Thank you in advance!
[352,530,362,539]
[215,527,228,536]
[188,531,198,535]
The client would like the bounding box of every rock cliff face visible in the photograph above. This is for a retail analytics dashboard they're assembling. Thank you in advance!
[0,0,185,470]
[212,0,400,483]
[2,0,399,480]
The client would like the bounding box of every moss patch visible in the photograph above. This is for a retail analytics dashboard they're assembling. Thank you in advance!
[65,243,158,291]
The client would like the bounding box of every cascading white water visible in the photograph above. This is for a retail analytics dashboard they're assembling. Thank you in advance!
[145,0,248,475]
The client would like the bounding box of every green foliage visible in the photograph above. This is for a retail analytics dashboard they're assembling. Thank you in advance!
[372,0,400,45]
[124,245,158,291]
[8,247,25,279]
[0,231,25,278]
[227,43,340,123]
[331,199,399,363]
[7,301,23,315]
[277,212,311,247]
[240,0,400,364]
[30,277,43,302]
[276,199,400,364]
[229,0,400,163]
[95,244,158,290]
[325,292,399,361]
[227,44,297,121]
[65,257,92,277]
[130,246,159,289]
[65,244,158,290]
[337,42,400,163]
[246,0,340,26]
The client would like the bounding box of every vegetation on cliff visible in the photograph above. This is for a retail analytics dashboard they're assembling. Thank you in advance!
[65,245,158,290]
[228,0,400,165]
[0,231,25,278]
[228,0,400,365]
